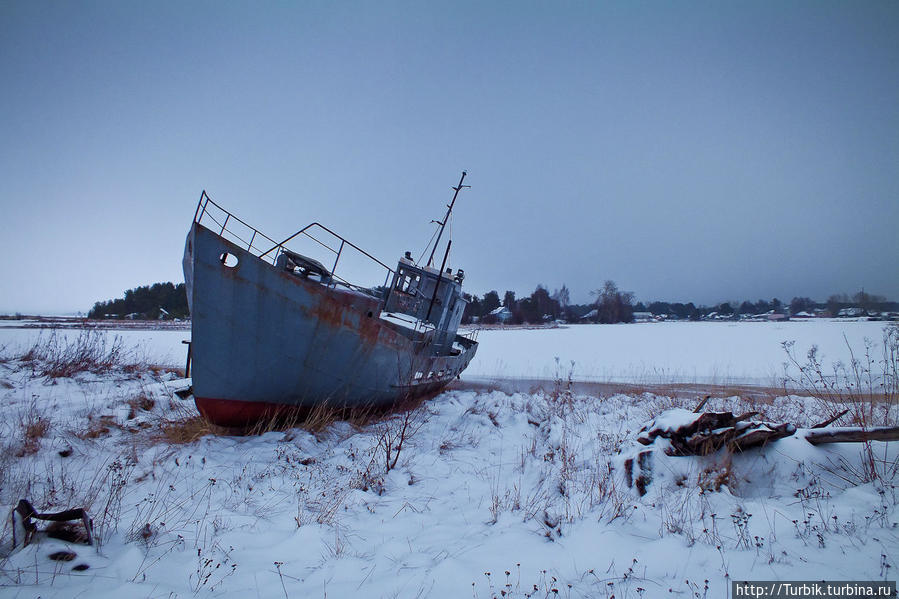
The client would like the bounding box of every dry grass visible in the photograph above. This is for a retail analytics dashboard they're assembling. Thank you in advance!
[782,326,898,422]
[245,398,422,436]
[16,403,51,457]
[159,415,220,444]
[126,394,156,419]
[77,415,118,440]
[155,395,429,446]
[18,330,147,379]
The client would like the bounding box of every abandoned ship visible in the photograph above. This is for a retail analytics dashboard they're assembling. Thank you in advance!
[182,173,479,427]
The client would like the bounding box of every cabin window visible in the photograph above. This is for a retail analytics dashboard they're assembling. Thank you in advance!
[395,272,421,294]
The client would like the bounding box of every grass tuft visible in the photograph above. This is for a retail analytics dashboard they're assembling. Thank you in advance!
[17,330,147,379]
[16,402,51,457]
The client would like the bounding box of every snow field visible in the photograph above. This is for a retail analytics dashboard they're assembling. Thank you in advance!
[467,320,892,385]
[0,350,896,597]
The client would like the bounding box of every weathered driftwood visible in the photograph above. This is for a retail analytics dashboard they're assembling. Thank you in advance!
[637,409,899,458]
[728,423,796,452]
[811,409,850,429]
[638,410,789,456]
[10,499,93,548]
[623,450,653,496]
[804,426,899,445]
[693,395,711,413]
[627,409,897,496]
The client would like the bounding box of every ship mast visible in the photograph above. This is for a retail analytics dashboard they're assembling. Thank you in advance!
[425,171,470,268]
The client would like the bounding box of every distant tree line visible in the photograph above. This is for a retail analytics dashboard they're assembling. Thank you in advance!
[88,282,189,320]
[87,280,896,324]
[462,280,637,325]
[462,284,897,325]
[651,291,897,321]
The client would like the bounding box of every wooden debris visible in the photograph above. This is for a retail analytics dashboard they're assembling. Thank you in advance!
[10,499,93,548]
[693,395,711,413]
[638,410,785,456]
[637,409,896,457]
[623,450,653,496]
[811,409,850,429]
[805,426,899,445]
[627,408,897,496]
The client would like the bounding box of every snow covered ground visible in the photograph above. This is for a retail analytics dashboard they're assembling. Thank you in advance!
[0,322,896,597]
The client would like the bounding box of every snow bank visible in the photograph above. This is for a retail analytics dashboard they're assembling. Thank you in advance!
[0,357,895,597]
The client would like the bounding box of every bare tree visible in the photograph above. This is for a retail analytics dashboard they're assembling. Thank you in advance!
[591,280,635,324]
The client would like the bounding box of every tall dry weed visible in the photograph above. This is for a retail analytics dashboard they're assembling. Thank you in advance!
[18,330,146,379]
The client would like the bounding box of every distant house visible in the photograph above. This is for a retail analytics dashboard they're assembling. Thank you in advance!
[488,306,513,324]
[633,312,654,323]
[838,307,864,318]
[792,311,813,318]
[579,308,598,321]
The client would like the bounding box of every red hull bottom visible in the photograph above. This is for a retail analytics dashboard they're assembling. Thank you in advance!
[195,396,304,428]
[195,386,448,429]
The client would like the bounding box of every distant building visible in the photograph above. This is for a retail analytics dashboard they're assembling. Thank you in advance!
[488,306,513,324]
[633,312,654,322]
[579,308,598,321]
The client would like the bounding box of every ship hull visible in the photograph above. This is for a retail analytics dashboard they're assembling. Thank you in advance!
[185,223,477,427]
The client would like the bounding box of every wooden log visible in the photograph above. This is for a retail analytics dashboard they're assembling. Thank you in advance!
[733,411,760,423]
[685,427,740,456]
[693,395,711,413]
[728,423,796,452]
[804,426,899,445]
[811,409,850,429]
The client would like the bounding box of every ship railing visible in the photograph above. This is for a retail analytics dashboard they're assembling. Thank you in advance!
[458,326,480,343]
[193,191,396,296]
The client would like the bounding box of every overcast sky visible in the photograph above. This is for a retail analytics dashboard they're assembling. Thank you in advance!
[2,1,897,314]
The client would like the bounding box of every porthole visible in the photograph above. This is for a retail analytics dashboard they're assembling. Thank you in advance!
[219,252,238,268]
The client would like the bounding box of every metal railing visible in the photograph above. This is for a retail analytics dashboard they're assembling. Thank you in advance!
[193,191,395,295]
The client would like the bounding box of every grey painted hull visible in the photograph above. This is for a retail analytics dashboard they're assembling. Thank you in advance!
[185,223,478,427]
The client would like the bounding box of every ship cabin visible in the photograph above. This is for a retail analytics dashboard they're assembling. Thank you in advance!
[383,253,468,349]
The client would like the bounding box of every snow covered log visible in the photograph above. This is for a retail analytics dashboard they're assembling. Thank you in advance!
[636,408,795,456]
[803,425,899,445]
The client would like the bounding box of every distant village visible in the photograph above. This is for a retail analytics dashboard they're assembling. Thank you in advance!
[462,284,899,326]
[9,281,894,326]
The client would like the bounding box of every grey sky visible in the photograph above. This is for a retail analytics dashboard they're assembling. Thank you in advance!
[2,1,897,314]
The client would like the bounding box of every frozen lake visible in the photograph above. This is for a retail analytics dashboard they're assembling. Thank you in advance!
[1,318,891,386]
[468,319,892,385]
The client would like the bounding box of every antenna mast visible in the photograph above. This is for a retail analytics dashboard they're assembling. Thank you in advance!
[426,171,470,267]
